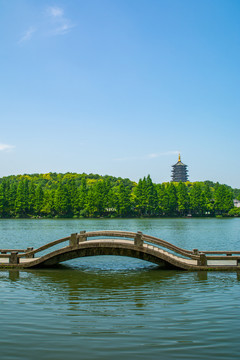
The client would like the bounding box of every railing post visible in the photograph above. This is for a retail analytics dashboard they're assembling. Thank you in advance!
[9,251,19,264]
[198,253,207,266]
[79,230,86,243]
[69,233,78,247]
[134,231,143,247]
[25,247,34,258]
[193,249,199,255]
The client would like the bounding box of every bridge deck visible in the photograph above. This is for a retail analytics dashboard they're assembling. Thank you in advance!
[0,231,239,271]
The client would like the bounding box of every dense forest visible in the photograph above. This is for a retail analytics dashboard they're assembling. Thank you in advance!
[0,172,239,218]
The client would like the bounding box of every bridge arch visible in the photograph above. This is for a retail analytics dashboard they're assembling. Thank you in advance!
[2,230,239,271]
[38,244,174,268]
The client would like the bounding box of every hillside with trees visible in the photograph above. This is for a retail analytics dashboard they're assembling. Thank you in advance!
[0,172,239,218]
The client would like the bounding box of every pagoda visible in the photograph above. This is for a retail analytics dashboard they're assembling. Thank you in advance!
[171,154,189,182]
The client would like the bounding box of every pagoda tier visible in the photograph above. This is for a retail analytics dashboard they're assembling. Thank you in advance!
[171,154,189,182]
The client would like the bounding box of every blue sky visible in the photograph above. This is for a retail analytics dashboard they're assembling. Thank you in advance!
[0,0,240,187]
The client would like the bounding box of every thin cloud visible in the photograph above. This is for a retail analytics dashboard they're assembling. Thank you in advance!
[18,27,36,44]
[115,155,140,162]
[147,151,179,159]
[52,22,75,35]
[47,6,64,18]
[18,6,75,44]
[115,151,179,162]
[0,144,15,152]
[46,6,75,35]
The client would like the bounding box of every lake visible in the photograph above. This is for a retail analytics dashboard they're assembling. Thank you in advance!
[0,218,240,360]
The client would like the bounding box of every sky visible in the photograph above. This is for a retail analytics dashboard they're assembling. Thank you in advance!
[0,0,240,187]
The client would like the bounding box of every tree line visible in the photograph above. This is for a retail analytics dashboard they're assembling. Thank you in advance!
[0,172,238,218]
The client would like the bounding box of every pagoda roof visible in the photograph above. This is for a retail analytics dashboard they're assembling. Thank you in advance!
[173,160,186,166]
[172,154,187,166]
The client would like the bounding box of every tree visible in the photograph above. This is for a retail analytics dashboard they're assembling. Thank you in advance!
[189,183,204,215]
[54,182,71,217]
[145,175,158,216]
[86,185,98,217]
[34,184,44,216]
[78,177,88,215]
[0,182,6,217]
[134,178,145,216]
[203,184,214,215]
[0,172,238,219]
[177,182,189,216]
[156,183,165,215]
[41,189,55,217]
[214,185,233,214]
[8,182,17,217]
[15,179,29,217]
[167,183,178,215]
[28,181,36,215]
[159,183,178,216]
[67,179,79,217]
[116,182,132,217]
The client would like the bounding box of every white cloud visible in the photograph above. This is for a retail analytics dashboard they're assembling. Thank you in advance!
[18,27,36,44]
[46,6,75,35]
[52,22,75,35]
[147,151,179,159]
[18,6,75,44]
[148,153,159,159]
[47,6,64,18]
[115,151,179,162]
[0,144,15,151]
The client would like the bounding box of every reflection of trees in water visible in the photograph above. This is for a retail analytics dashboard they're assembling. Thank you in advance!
[7,265,239,315]
[8,270,20,281]
[7,263,185,311]
[195,271,208,282]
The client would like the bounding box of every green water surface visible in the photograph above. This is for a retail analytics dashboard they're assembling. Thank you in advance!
[0,218,239,360]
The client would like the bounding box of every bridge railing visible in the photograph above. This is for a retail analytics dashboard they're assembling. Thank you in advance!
[82,230,199,259]
[202,251,240,255]
[64,230,240,263]
[17,236,71,258]
[1,230,240,266]
[1,230,197,263]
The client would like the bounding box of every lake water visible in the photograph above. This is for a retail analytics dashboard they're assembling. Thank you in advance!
[0,218,240,360]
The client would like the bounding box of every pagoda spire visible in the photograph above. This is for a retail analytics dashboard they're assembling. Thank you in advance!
[178,153,181,162]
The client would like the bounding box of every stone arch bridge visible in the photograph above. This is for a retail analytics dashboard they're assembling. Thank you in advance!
[0,230,240,270]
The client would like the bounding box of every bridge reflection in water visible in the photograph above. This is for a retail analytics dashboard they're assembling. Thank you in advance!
[0,230,240,271]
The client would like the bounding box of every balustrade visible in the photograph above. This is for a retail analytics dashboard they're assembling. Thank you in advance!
[0,230,239,270]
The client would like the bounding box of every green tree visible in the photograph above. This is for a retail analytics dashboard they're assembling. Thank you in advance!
[41,189,55,217]
[156,183,165,215]
[15,179,29,217]
[160,183,178,216]
[167,183,178,215]
[86,185,98,217]
[78,177,88,216]
[134,176,158,216]
[116,182,132,217]
[34,184,44,216]
[54,182,71,217]
[28,181,36,215]
[214,185,233,214]
[134,178,145,216]
[8,182,17,216]
[189,183,205,215]
[94,180,108,215]
[0,182,6,217]
[177,182,189,215]
[203,184,214,215]
[145,175,158,216]
[67,179,79,217]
